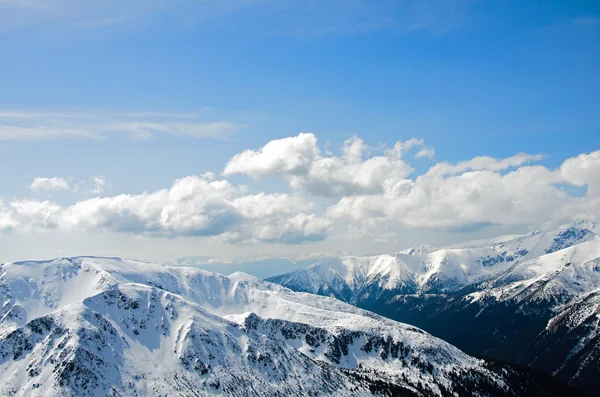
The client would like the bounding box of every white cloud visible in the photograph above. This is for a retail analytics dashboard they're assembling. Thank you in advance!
[90,176,108,194]
[231,193,311,218]
[0,0,471,36]
[293,153,412,197]
[327,150,600,232]
[560,150,600,197]
[30,177,70,192]
[0,126,104,141]
[5,135,600,247]
[386,137,430,158]
[226,193,331,244]
[30,175,111,196]
[0,200,19,232]
[342,136,367,164]
[415,147,435,159]
[2,174,328,244]
[7,199,64,231]
[244,213,332,244]
[224,133,434,197]
[425,153,545,177]
[223,132,320,177]
[113,121,242,140]
[0,109,243,141]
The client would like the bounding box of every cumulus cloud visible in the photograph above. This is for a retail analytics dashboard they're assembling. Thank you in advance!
[328,151,600,232]
[560,150,600,197]
[223,132,320,177]
[61,175,240,235]
[30,175,111,195]
[224,133,434,197]
[415,147,435,159]
[224,213,331,245]
[90,176,108,194]
[0,200,19,232]
[231,193,311,218]
[30,177,70,192]
[224,133,600,233]
[426,153,545,177]
[5,134,600,245]
[2,174,329,244]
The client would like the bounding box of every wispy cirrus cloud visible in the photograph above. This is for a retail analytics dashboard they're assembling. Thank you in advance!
[0,109,245,141]
[0,126,105,141]
[571,15,600,27]
[0,0,266,33]
[0,0,474,36]
[118,121,243,140]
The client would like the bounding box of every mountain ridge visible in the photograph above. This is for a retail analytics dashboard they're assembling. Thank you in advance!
[267,222,600,394]
[268,223,599,299]
[0,256,580,396]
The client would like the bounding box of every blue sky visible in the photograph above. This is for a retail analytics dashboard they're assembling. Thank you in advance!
[0,0,599,269]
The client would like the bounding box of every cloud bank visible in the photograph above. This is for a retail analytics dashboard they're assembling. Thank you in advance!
[2,133,599,245]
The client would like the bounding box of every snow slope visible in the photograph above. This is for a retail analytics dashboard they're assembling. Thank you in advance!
[268,223,600,394]
[470,237,600,304]
[268,223,599,302]
[0,256,576,396]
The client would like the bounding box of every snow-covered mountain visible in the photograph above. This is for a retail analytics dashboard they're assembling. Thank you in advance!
[0,256,577,396]
[268,222,598,302]
[268,222,600,394]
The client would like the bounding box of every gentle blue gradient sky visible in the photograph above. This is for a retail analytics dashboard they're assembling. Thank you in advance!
[0,0,599,267]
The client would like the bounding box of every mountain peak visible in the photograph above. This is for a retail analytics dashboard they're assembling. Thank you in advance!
[228,271,262,283]
[1,256,576,396]
[268,223,600,395]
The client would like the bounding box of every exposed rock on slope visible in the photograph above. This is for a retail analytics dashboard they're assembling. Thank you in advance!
[269,223,600,394]
[0,257,578,396]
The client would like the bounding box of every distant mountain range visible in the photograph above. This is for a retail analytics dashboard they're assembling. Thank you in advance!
[165,256,323,280]
[0,257,578,396]
[267,222,600,395]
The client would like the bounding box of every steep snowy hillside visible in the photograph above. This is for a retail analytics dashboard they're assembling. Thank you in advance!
[268,223,600,394]
[0,257,577,396]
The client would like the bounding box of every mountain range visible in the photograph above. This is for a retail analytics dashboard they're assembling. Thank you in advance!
[267,222,600,395]
[0,256,579,396]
